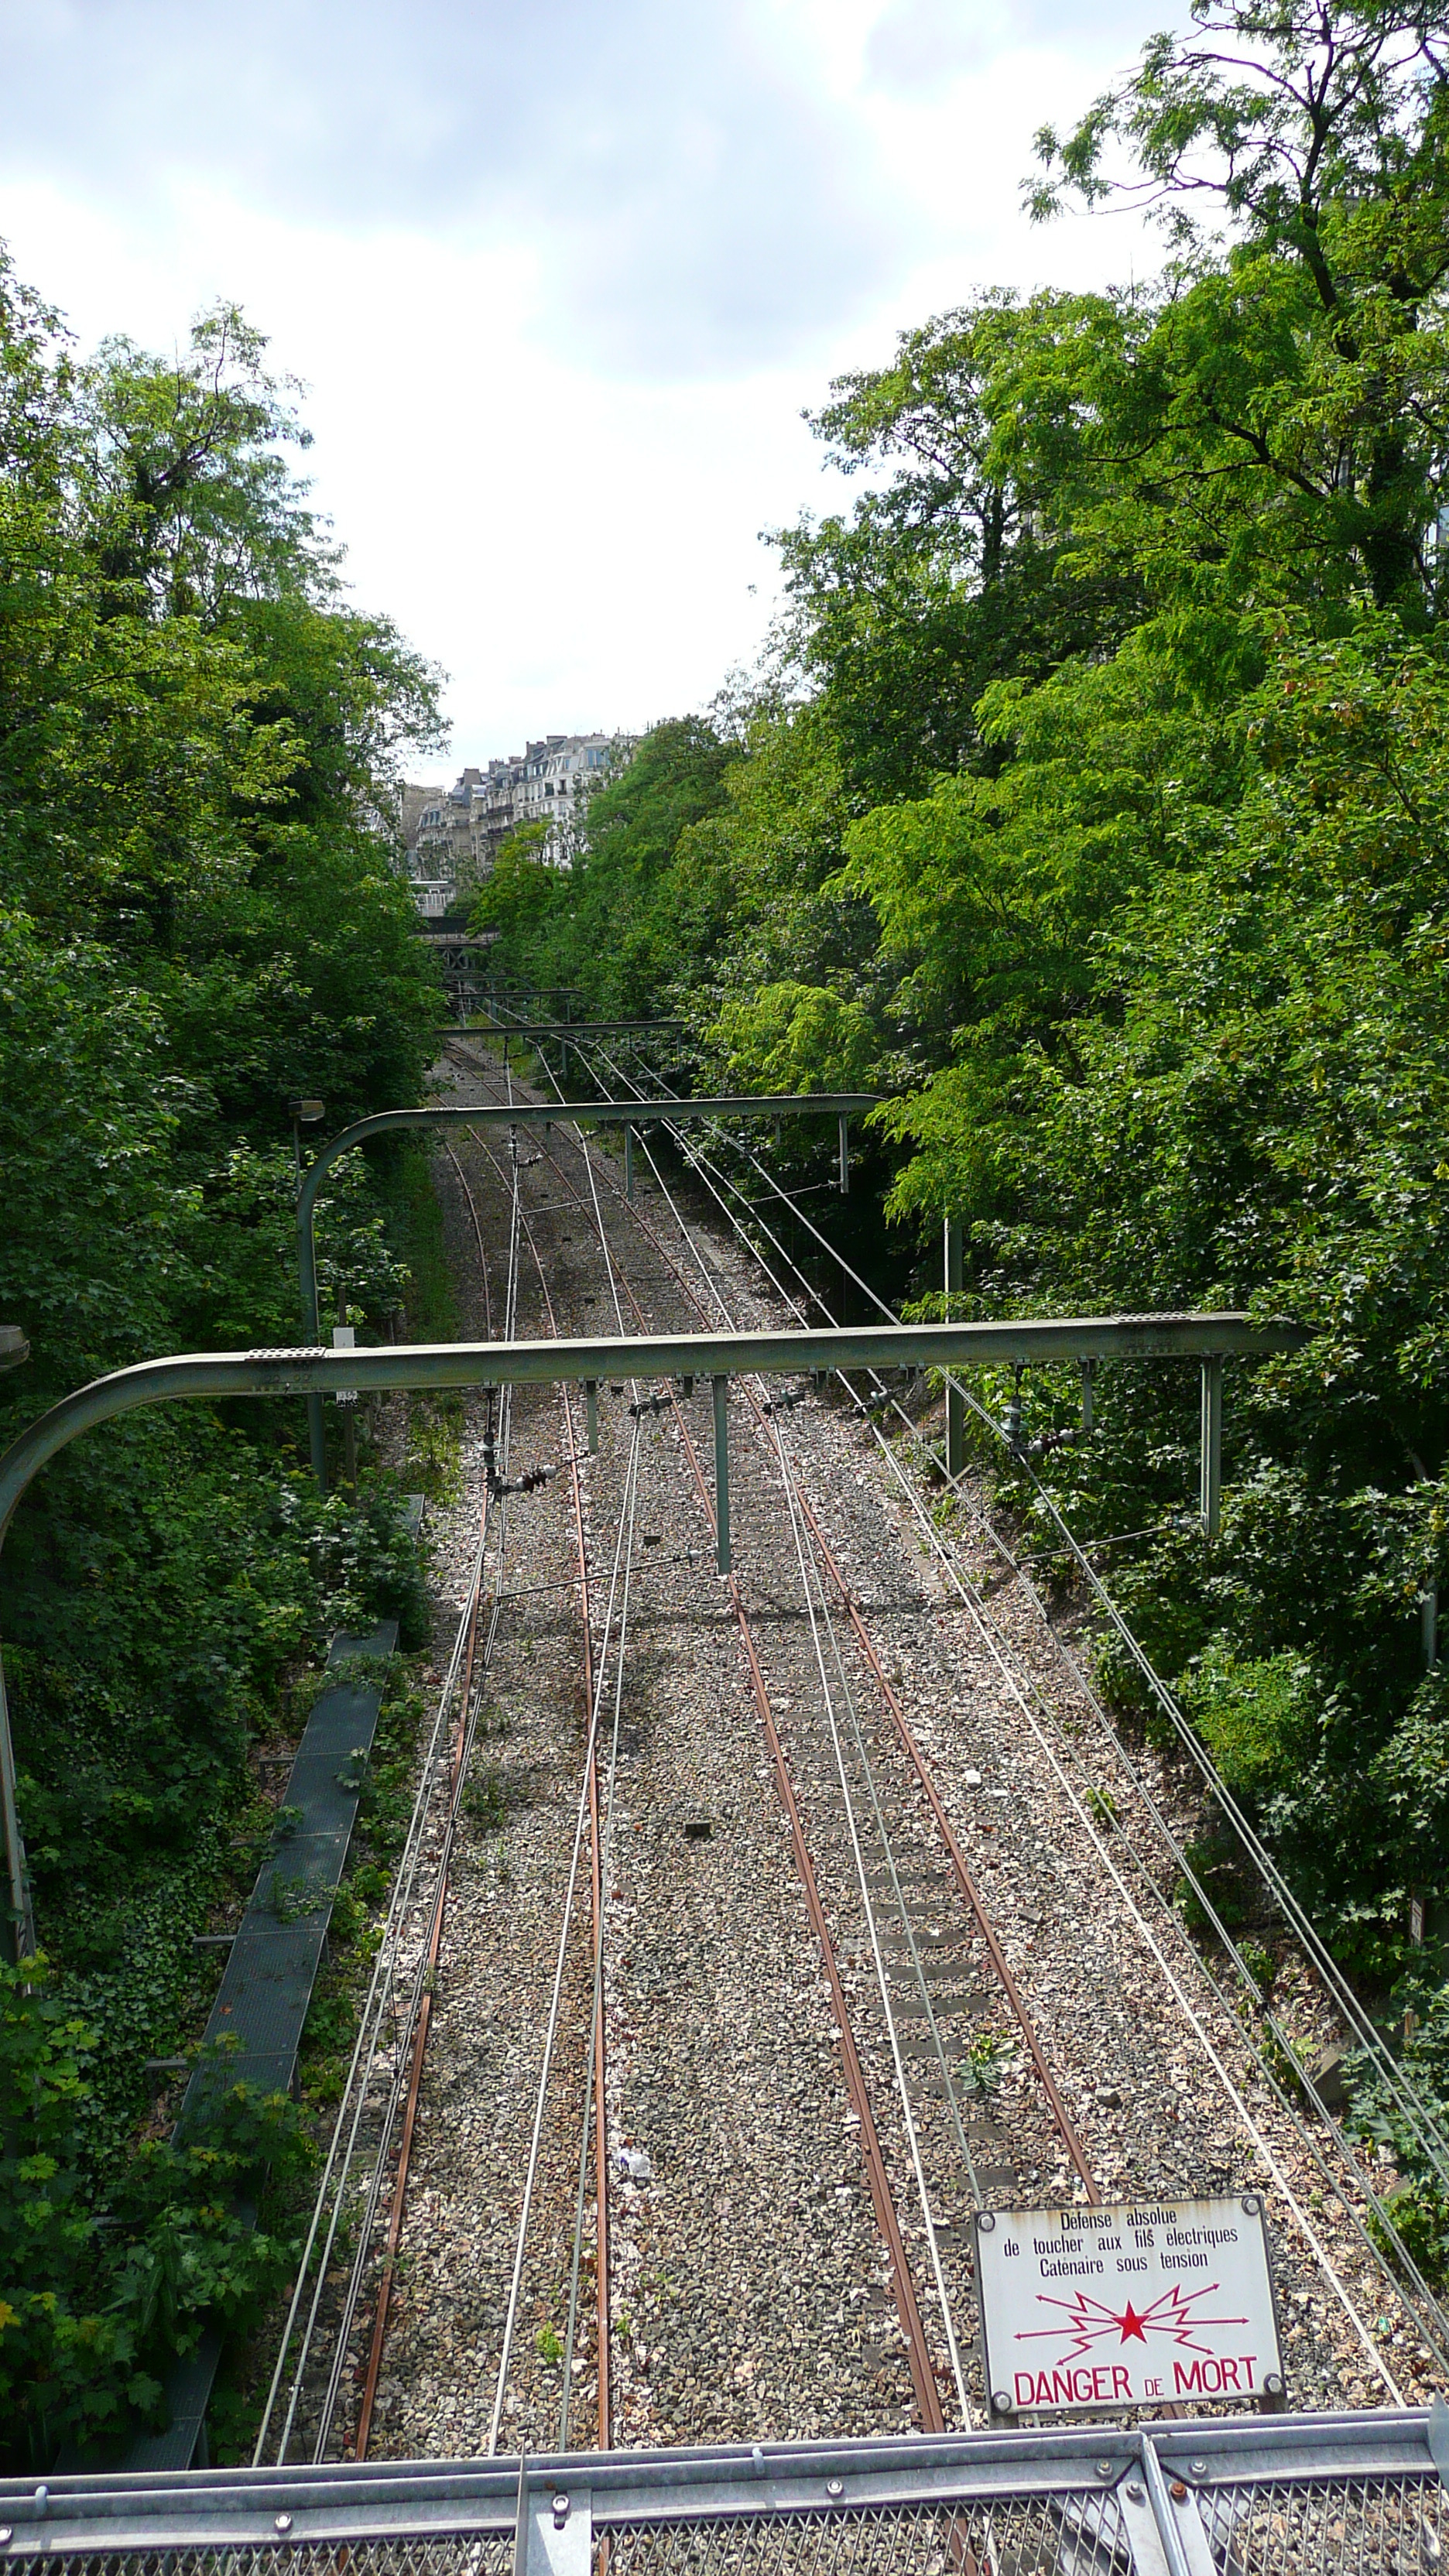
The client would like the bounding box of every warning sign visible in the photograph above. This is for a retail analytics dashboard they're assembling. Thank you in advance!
[973,2194,1283,2416]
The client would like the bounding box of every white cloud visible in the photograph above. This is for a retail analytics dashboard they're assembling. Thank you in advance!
[0,0,1183,763]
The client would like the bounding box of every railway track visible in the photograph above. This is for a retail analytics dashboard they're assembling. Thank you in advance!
[423,1060,1152,2428]
[466,1066,1108,2416]
[557,1035,1449,2403]
[269,1029,1447,2464]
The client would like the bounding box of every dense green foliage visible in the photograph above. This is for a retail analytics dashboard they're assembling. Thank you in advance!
[481,2,1449,2058]
[0,258,442,2456]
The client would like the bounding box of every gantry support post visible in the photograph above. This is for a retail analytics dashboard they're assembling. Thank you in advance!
[944,1218,965,1481]
[1201,1355,1224,1538]
[585,1379,598,1457]
[0,1656,32,1962]
[713,1375,731,1575]
[838,1114,850,1195]
[624,1124,635,1202]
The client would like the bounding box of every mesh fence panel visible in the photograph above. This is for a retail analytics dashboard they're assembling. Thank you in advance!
[607,2499,1131,2576]
[31,2547,515,2576]
[22,2472,1449,2576]
[1195,2474,1445,2574]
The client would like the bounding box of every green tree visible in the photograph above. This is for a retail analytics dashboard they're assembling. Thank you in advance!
[773,294,1143,802]
[0,250,444,2455]
[1027,1,1449,618]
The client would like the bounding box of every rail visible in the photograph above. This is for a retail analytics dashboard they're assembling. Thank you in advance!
[8,2405,1449,2573]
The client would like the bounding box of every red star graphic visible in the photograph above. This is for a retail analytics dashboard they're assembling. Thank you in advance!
[1117,2304,1149,2343]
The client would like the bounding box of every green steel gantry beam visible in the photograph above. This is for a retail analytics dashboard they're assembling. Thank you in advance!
[0,1307,1305,1956]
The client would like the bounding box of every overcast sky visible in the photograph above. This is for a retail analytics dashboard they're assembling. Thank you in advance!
[0,0,1178,771]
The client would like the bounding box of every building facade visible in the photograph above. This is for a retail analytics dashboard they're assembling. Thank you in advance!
[404,731,636,916]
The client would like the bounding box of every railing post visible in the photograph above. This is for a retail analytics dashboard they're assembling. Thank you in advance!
[297,1163,329,1492]
[944,1217,965,1480]
[1201,1355,1223,1537]
[1139,2431,1213,2576]
[713,1375,731,1574]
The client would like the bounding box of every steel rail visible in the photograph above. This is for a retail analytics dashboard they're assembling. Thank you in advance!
[608,1125,1098,2197]
[486,1418,643,2457]
[352,1135,511,2458]
[577,1092,1070,2409]
[728,1571,947,2433]
[796,1494,1098,2201]
[551,1084,1011,2391]
[598,1043,1449,2341]
[485,1065,1078,2428]
[458,1060,952,2434]
[252,1461,502,2462]
[576,1038,1430,2396]
[476,1053,1074,2403]
[426,1114,629,2465]
[766,1413,971,2420]
[458,1119,612,2453]
[526,1052,1101,2210]
[313,1147,532,2461]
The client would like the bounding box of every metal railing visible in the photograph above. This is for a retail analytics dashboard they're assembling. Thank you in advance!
[6,2406,1447,2573]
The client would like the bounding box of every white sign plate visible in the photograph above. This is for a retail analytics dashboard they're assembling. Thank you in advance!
[974,2195,1283,2415]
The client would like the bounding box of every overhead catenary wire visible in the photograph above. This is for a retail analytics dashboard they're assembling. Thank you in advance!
[450,1027,1444,2401]
[349,1129,544,2459]
[581,1057,980,2403]
[462,1045,955,2428]
[310,1143,532,2459]
[564,1033,1442,2391]
[485,1415,643,2455]
[461,1115,613,2453]
[253,1154,526,2466]
[492,1047,1017,2414]
[763,1395,974,2420]
[591,1037,1449,2204]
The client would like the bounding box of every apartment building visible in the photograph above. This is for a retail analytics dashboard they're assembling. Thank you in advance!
[406,731,636,913]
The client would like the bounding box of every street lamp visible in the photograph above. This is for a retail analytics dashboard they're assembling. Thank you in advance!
[287,1096,325,1192]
